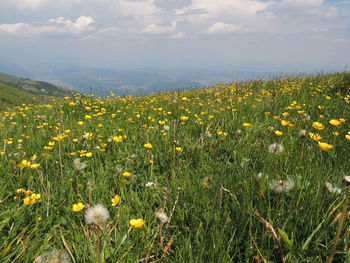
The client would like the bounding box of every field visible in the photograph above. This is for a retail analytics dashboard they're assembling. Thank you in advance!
[1,72,350,262]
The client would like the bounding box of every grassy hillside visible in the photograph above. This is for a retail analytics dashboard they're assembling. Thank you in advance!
[0,72,74,109]
[0,72,350,262]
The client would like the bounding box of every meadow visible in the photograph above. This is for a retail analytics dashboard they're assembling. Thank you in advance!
[1,72,350,262]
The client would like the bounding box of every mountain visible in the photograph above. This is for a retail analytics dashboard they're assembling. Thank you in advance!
[0,72,74,109]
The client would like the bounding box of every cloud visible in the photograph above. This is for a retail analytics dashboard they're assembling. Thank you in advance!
[205,23,241,34]
[143,22,176,34]
[172,32,185,39]
[175,0,271,21]
[0,15,95,37]
[118,0,163,25]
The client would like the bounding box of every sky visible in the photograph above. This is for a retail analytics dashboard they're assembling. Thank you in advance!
[0,0,349,71]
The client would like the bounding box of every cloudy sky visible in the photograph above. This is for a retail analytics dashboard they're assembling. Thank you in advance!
[0,0,349,71]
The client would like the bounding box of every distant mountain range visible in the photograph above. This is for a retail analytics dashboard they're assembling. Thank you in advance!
[0,59,290,97]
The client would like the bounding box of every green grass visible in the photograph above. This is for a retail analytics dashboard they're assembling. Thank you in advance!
[1,72,350,262]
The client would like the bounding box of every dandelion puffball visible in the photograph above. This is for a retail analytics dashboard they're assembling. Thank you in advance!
[85,204,110,225]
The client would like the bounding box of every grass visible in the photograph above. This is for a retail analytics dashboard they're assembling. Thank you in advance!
[1,72,350,262]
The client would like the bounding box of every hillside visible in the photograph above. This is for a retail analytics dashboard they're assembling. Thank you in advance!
[0,72,74,109]
[1,72,350,262]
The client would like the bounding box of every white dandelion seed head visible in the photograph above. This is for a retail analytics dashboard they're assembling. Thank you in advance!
[34,248,71,263]
[325,182,342,195]
[155,209,168,224]
[268,143,284,154]
[145,181,157,187]
[303,113,311,121]
[235,129,242,136]
[85,204,110,225]
[73,158,87,171]
[269,179,295,193]
[257,172,263,179]
[299,129,307,137]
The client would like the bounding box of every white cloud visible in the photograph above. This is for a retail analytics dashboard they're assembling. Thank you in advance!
[172,32,185,39]
[118,0,163,25]
[205,22,241,34]
[175,0,271,21]
[143,22,176,34]
[0,15,95,37]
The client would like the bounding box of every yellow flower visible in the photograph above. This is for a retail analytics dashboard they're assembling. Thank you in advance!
[309,132,322,141]
[85,152,93,158]
[180,116,189,121]
[346,133,350,141]
[72,202,85,212]
[144,143,153,149]
[243,123,253,127]
[30,193,41,200]
[329,119,341,127]
[275,130,283,136]
[129,218,145,229]
[281,120,289,126]
[30,163,41,169]
[312,122,325,130]
[18,159,31,168]
[122,171,132,177]
[111,195,121,206]
[77,121,84,126]
[175,147,182,152]
[318,142,333,151]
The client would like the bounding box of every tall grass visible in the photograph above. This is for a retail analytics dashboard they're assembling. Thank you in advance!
[0,72,350,262]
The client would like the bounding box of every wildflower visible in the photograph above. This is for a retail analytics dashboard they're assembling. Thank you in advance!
[34,248,71,263]
[73,158,87,171]
[312,122,325,130]
[85,152,93,158]
[235,129,242,136]
[309,132,322,141]
[18,159,31,168]
[155,209,168,224]
[324,182,342,195]
[163,125,170,131]
[318,142,333,151]
[72,202,85,212]
[243,122,253,127]
[82,132,93,140]
[329,119,341,127]
[299,129,307,137]
[269,179,295,193]
[175,147,182,152]
[129,218,145,229]
[145,181,157,187]
[144,143,153,149]
[85,204,110,225]
[268,143,284,154]
[302,113,311,121]
[122,171,132,177]
[346,133,350,141]
[180,116,189,121]
[30,163,41,169]
[275,130,283,136]
[281,120,289,127]
[111,195,121,206]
